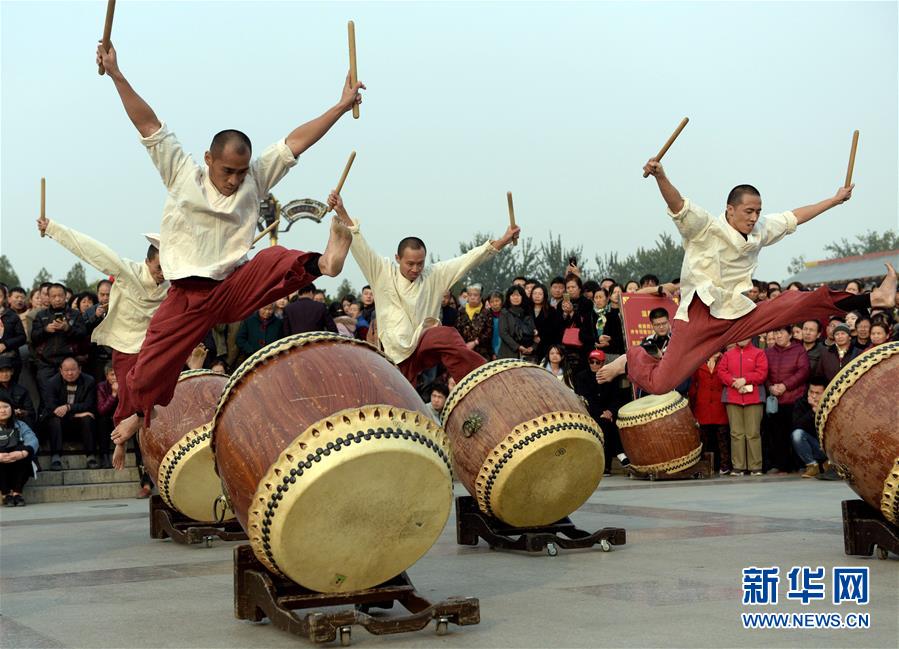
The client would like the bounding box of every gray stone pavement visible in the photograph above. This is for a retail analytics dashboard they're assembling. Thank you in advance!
[1,475,897,648]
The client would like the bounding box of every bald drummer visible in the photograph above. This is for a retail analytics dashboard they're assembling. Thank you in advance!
[598,160,897,394]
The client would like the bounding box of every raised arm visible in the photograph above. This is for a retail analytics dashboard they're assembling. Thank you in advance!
[643,160,685,214]
[328,192,387,282]
[284,73,365,157]
[96,43,161,137]
[792,185,853,225]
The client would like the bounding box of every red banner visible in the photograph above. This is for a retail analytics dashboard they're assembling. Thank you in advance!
[619,293,680,349]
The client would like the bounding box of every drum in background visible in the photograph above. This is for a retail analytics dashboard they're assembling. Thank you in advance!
[816,342,899,524]
[212,332,452,594]
[140,369,232,523]
[441,359,604,528]
[616,392,702,477]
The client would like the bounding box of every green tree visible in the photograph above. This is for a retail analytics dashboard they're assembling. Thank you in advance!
[787,255,807,276]
[593,233,685,284]
[537,233,592,281]
[822,229,899,258]
[335,278,356,301]
[31,267,53,290]
[0,255,21,287]
[63,262,90,294]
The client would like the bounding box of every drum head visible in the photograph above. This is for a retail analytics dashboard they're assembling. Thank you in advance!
[617,391,684,426]
[476,411,604,527]
[159,424,234,523]
[248,406,453,593]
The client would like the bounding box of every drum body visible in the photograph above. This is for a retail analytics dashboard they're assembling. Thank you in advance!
[816,342,899,524]
[212,333,453,593]
[616,392,701,476]
[441,359,604,528]
[140,369,232,522]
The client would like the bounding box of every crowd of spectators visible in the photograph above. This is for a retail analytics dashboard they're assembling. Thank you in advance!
[1,265,897,506]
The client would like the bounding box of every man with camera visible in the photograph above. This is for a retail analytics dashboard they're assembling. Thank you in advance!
[30,284,87,404]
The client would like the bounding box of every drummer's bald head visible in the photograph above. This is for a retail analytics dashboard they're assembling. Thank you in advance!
[397,237,426,258]
[726,184,760,207]
[210,130,252,158]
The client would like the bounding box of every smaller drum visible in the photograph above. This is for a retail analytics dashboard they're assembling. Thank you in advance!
[140,369,233,523]
[616,392,701,476]
[817,342,899,524]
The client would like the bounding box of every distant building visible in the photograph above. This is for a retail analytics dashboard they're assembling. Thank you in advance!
[783,249,899,288]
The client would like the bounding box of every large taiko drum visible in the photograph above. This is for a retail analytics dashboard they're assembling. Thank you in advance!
[816,342,899,524]
[140,369,234,523]
[441,359,605,528]
[212,332,453,593]
[616,392,702,477]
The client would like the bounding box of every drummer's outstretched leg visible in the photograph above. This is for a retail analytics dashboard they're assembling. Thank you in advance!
[398,326,487,384]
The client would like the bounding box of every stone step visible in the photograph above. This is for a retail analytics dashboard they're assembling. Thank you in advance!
[33,467,141,486]
[37,453,137,470]
[22,482,144,504]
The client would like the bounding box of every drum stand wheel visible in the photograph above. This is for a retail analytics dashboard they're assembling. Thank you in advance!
[455,496,626,555]
[841,499,898,559]
[149,494,248,546]
[233,545,480,644]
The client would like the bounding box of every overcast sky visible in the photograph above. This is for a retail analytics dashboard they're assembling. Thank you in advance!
[2,0,897,295]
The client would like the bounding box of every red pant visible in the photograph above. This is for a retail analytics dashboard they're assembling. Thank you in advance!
[111,351,139,426]
[127,246,318,424]
[626,287,851,395]
[398,326,486,384]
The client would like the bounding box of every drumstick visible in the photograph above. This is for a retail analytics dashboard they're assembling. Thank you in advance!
[643,116,689,178]
[325,151,357,213]
[507,191,518,246]
[844,130,859,188]
[253,219,280,246]
[98,0,116,75]
[348,21,359,119]
[40,177,46,238]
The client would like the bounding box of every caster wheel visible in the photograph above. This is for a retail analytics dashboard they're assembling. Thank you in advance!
[546,542,558,557]
[599,539,612,552]
[436,617,449,635]
[876,547,888,560]
[204,536,214,548]
[339,626,352,646]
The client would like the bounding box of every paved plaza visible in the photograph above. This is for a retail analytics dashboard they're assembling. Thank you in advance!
[2,475,897,648]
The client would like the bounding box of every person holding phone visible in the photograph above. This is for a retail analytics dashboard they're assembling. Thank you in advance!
[30,284,88,399]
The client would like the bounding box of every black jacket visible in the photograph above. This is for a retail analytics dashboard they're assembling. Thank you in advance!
[0,309,27,366]
[574,368,621,421]
[498,307,536,359]
[791,396,815,434]
[30,308,87,367]
[282,299,337,336]
[40,373,97,420]
[0,382,36,429]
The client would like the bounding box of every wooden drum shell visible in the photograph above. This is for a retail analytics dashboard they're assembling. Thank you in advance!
[817,342,899,524]
[442,360,605,527]
[616,393,702,475]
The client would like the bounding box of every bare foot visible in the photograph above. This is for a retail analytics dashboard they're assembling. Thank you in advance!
[112,443,126,471]
[110,414,141,445]
[186,343,207,370]
[318,217,352,277]
[870,263,897,308]
[596,355,627,383]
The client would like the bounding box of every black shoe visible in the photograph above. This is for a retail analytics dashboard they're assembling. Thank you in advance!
[50,460,63,471]
[3,495,14,507]
[14,495,25,507]
[86,457,99,469]
[815,468,842,481]
[101,455,112,469]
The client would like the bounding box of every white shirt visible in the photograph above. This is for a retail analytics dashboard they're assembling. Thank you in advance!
[670,198,797,322]
[349,221,499,364]
[45,221,169,354]
[141,123,297,281]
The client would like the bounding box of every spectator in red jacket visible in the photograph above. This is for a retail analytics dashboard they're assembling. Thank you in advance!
[718,339,768,476]
[688,352,730,474]
[764,326,810,473]
[97,365,152,496]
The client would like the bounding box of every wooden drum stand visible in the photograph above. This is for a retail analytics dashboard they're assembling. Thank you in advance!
[149,494,247,547]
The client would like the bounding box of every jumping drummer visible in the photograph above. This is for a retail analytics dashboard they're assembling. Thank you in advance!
[326,192,520,384]
[598,160,897,394]
[36,216,167,472]
[97,42,362,455]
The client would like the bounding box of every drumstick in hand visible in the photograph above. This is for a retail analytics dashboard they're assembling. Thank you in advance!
[40,177,46,238]
[252,219,281,246]
[643,117,689,178]
[845,130,859,188]
[507,191,518,246]
[348,21,359,119]
[326,151,357,213]
[98,0,116,75]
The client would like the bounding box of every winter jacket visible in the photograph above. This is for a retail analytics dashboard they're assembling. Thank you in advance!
[0,309,26,367]
[40,373,97,420]
[455,306,494,360]
[765,340,810,405]
[30,307,87,368]
[498,307,536,359]
[688,360,728,425]
[0,382,36,429]
[236,313,284,356]
[717,344,768,406]
[791,396,816,434]
[97,380,118,418]
[819,344,862,383]
[0,419,39,459]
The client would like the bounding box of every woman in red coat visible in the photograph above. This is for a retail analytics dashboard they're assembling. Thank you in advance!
[764,326,810,473]
[718,340,768,475]
[688,352,730,474]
